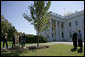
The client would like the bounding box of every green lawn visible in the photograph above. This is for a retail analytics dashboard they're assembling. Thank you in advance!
[19,44,84,56]
[1,43,84,56]
[1,41,49,47]
[1,41,12,48]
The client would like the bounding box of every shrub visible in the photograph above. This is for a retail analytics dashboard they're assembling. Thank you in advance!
[25,35,48,43]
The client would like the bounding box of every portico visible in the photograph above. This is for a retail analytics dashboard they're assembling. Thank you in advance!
[40,10,84,42]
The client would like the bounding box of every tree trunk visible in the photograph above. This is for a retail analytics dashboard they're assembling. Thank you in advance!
[37,20,39,48]
[37,31,39,48]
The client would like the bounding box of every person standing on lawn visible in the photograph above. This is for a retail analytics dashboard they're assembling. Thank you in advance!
[71,31,77,51]
[77,29,83,53]
[3,33,8,49]
[21,33,26,47]
[19,34,21,45]
[12,33,16,48]
[23,33,26,47]
[20,34,24,47]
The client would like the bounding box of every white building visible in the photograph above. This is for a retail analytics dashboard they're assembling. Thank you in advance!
[40,10,84,42]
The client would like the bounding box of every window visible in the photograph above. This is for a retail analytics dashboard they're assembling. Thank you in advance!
[52,27,53,31]
[69,31,72,38]
[75,21,78,26]
[69,22,71,27]
[52,33,53,37]
[62,32,64,38]
[61,23,63,29]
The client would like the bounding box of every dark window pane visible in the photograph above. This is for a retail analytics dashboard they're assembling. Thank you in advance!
[69,22,71,27]
[75,21,78,26]
[62,32,64,38]
[61,23,63,29]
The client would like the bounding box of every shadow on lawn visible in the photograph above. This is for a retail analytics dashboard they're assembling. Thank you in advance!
[1,46,49,56]
[1,47,29,56]
[71,48,84,53]
[1,49,25,56]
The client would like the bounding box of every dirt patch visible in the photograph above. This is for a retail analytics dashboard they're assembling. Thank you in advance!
[28,46,49,50]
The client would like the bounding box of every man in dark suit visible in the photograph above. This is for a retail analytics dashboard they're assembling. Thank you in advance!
[71,31,77,51]
[21,33,26,47]
[12,33,16,48]
[77,29,83,53]
[3,33,8,49]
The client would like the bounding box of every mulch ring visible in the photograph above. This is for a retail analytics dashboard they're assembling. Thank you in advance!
[1,46,49,52]
[28,46,49,50]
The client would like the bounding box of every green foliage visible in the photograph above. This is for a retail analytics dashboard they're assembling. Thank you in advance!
[23,1,51,32]
[1,16,10,33]
[25,35,48,43]
[8,26,17,41]
[1,15,17,41]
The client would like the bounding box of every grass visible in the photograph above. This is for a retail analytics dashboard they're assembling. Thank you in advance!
[19,44,84,56]
[1,43,84,56]
[1,41,12,48]
[1,41,54,48]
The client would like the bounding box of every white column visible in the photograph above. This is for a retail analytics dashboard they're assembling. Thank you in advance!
[59,22,62,41]
[56,20,59,41]
[49,19,52,41]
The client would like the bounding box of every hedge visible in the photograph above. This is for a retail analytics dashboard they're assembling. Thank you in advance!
[25,35,48,43]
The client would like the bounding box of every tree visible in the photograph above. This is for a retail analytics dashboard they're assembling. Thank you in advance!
[1,15,17,41]
[1,15,10,35]
[23,1,51,48]
[8,26,17,41]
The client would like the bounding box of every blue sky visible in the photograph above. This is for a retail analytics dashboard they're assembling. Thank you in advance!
[1,1,84,35]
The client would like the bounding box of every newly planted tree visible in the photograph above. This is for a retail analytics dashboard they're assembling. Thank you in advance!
[23,1,51,48]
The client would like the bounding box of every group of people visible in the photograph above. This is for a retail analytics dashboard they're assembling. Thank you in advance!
[2,32,26,49]
[72,29,83,53]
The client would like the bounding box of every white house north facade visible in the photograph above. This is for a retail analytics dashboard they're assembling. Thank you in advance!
[40,10,84,42]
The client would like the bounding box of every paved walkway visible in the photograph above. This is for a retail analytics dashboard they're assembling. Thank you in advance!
[25,42,84,46]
